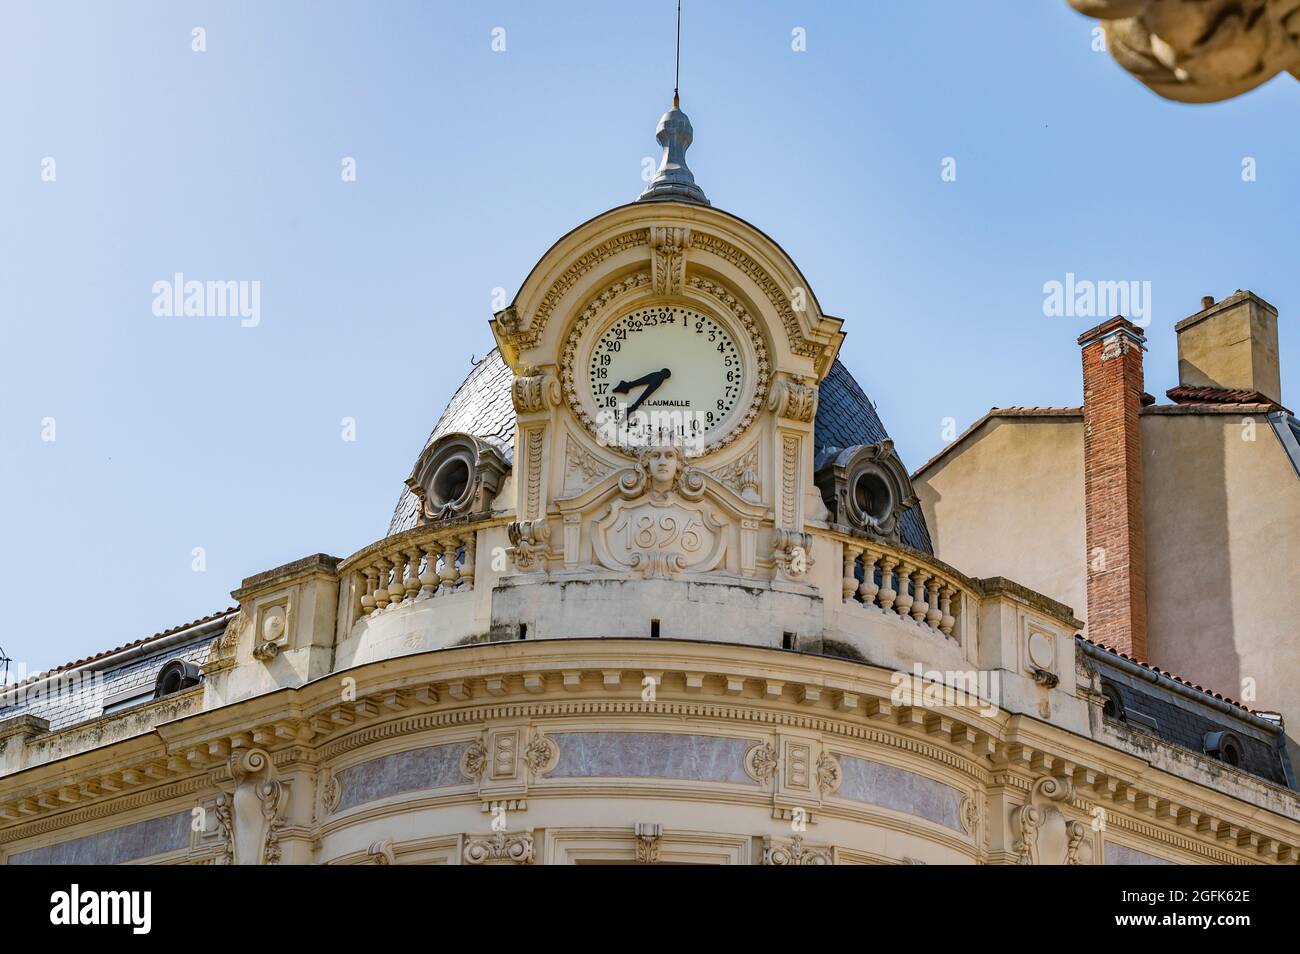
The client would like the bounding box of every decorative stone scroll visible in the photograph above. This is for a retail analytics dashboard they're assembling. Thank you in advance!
[1010,775,1094,866]
[217,748,287,865]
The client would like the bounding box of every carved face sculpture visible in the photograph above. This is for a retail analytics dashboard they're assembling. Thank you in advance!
[644,446,679,490]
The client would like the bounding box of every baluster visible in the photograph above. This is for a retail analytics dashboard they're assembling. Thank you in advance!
[458,533,476,591]
[403,547,422,602]
[388,553,408,609]
[939,584,956,637]
[418,541,439,599]
[438,536,458,594]
[360,567,377,617]
[894,561,914,617]
[843,544,862,603]
[373,558,392,610]
[858,548,880,606]
[877,556,898,611]
[911,572,931,622]
[925,577,944,629]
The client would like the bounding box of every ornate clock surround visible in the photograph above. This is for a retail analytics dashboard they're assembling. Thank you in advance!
[559,281,771,459]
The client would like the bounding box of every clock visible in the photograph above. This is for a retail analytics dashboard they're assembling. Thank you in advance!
[586,304,745,449]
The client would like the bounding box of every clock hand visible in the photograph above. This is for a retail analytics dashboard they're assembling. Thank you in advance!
[620,368,672,417]
[613,368,669,394]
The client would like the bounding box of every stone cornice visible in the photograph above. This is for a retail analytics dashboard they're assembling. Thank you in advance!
[1,639,1296,861]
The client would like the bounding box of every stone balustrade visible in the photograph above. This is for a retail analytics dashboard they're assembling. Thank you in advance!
[340,524,478,626]
[822,531,972,640]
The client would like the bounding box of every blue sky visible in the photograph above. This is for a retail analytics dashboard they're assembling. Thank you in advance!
[3,1,1297,673]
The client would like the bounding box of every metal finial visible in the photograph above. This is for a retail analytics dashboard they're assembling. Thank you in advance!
[639,3,709,207]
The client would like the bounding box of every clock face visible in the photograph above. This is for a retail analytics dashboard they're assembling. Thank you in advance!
[587,305,744,447]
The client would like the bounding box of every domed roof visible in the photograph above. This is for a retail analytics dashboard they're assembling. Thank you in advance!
[387,350,933,554]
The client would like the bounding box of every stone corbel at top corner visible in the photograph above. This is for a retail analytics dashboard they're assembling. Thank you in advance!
[768,371,819,425]
[511,365,562,418]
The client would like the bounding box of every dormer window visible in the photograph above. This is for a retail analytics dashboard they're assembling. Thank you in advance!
[154,659,202,699]
[1203,731,1243,767]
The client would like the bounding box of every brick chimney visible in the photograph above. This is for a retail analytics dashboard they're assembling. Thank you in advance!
[1078,317,1148,660]
[1174,290,1281,405]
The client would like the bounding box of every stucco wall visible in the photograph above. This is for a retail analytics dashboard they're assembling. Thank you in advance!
[914,417,1087,626]
[1143,413,1300,763]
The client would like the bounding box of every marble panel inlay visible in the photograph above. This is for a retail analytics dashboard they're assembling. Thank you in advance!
[334,741,470,812]
[834,755,964,831]
[8,811,190,865]
[548,732,755,785]
[1104,842,1174,866]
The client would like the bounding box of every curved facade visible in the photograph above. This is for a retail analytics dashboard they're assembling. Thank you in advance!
[1,171,1298,866]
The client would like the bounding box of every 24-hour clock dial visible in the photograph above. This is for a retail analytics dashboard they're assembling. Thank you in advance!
[588,305,744,445]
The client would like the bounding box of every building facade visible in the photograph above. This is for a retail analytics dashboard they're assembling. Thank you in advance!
[1,103,1297,865]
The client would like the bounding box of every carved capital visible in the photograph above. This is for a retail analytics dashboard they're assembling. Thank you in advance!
[762,835,832,866]
[463,829,535,865]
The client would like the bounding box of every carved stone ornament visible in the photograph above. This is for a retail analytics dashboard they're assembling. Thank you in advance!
[524,732,558,777]
[319,769,342,817]
[815,752,842,796]
[1010,775,1095,866]
[460,737,489,782]
[507,518,552,571]
[204,611,244,674]
[745,741,780,784]
[814,439,919,543]
[762,835,832,866]
[367,839,396,865]
[406,432,509,524]
[635,822,663,864]
[592,447,723,577]
[218,748,287,865]
[960,794,979,836]
[463,829,535,865]
[710,444,761,503]
[772,529,814,581]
